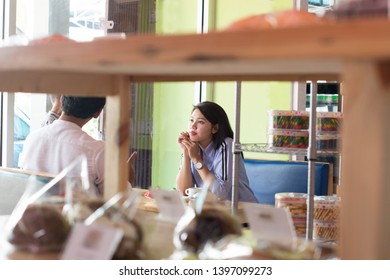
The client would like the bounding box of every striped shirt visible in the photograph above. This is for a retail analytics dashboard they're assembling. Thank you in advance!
[189,137,258,203]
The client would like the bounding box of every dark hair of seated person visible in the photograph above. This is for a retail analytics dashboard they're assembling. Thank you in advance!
[61,96,106,119]
[192,101,234,149]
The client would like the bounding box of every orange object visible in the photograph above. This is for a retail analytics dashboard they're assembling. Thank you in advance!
[225,10,326,32]
[225,14,274,31]
[276,10,323,27]
[29,34,74,45]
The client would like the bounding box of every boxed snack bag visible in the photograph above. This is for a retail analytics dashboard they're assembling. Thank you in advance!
[316,112,343,133]
[5,155,101,252]
[83,190,144,259]
[172,188,242,256]
[268,110,310,130]
[268,129,309,149]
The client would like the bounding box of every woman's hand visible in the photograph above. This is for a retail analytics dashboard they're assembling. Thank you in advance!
[178,132,190,152]
[181,138,201,163]
[178,131,201,162]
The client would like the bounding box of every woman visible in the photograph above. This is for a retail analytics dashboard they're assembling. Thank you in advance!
[176,101,258,203]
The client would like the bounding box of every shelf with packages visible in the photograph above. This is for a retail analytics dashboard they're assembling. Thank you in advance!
[0,17,390,259]
[232,81,341,241]
[232,82,330,240]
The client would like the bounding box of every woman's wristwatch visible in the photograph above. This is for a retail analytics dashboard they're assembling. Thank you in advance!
[194,161,203,170]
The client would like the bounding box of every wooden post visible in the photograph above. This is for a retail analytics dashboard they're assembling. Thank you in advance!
[340,61,390,259]
[104,75,131,200]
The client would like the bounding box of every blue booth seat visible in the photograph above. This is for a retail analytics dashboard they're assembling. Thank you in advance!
[0,167,55,215]
[244,159,332,205]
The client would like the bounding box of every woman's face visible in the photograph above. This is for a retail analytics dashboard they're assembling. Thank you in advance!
[188,109,218,148]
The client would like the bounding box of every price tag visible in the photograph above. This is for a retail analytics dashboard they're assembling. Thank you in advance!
[151,188,186,223]
[61,222,123,260]
[244,203,297,247]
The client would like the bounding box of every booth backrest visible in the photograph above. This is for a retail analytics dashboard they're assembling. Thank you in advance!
[244,159,332,205]
[0,167,55,215]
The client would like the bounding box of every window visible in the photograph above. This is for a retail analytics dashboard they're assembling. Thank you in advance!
[1,0,155,189]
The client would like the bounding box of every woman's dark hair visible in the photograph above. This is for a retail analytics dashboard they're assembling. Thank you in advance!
[193,101,234,149]
[62,96,106,119]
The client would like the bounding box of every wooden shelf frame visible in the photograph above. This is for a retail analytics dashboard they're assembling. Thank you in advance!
[1,18,390,84]
[1,17,390,259]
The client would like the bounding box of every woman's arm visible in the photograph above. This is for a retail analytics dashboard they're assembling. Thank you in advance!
[176,153,193,195]
[176,132,194,194]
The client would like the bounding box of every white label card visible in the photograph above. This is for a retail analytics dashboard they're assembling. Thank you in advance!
[151,188,186,223]
[244,203,297,247]
[61,222,123,260]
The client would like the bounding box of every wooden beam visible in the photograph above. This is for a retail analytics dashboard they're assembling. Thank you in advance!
[339,61,390,259]
[0,71,120,96]
[0,18,390,82]
[104,75,131,200]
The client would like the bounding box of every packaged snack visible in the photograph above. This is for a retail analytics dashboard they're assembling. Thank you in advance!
[275,193,308,218]
[275,193,307,237]
[316,134,340,151]
[84,190,143,260]
[316,112,343,133]
[313,196,340,240]
[7,196,71,252]
[268,129,309,149]
[314,195,341,222]
[313,221,339,240]
[6,155,100,252]
[268,110,310,130]
[173,205,242,254]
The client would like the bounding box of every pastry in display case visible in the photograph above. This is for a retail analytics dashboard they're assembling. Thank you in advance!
[5,156,103,253]
[84,190,144,260]
[173,204,242,255]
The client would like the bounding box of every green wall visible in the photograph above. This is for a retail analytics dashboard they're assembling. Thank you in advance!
[155,0,198,35]
[211,0,292,160]
[152,0,198,189]
[152,0,293,189]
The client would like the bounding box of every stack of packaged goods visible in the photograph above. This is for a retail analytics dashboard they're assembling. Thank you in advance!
[316,112,343,194]
[316,112,343,152]
[275,192,307,238]
[313,196,341,241]
[267,110,310,150]
[267,110,343,152]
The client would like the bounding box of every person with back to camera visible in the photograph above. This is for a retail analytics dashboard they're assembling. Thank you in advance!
[176,101,258,203]
[20,95,136,196]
